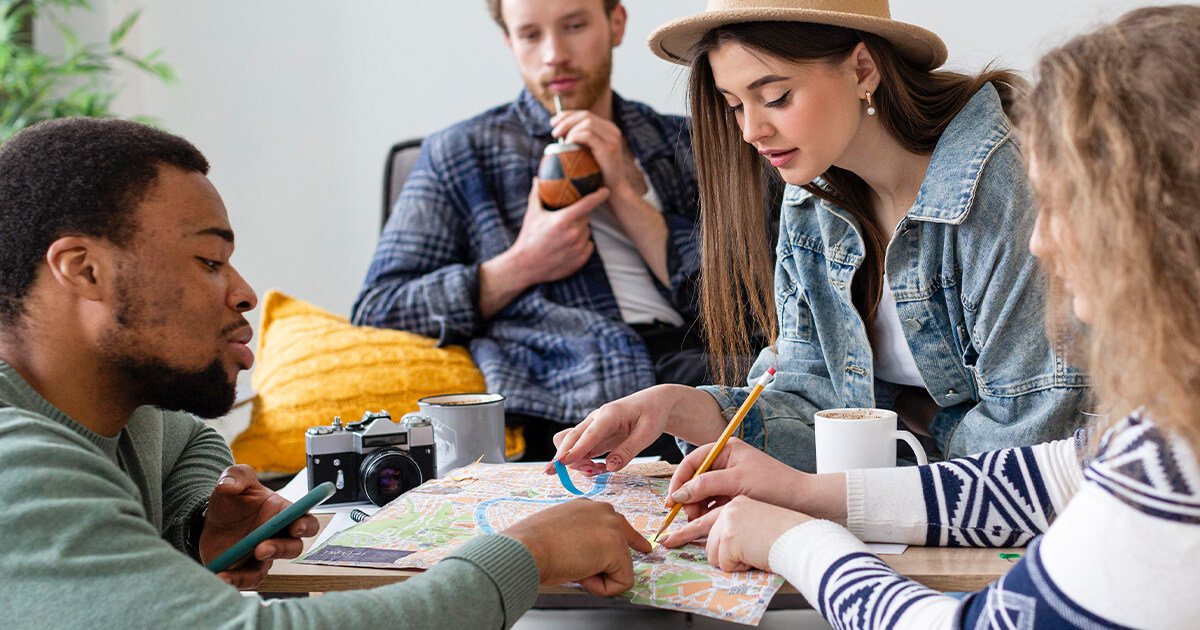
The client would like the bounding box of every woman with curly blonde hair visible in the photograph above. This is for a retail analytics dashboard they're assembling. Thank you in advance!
[649,6,1200,628]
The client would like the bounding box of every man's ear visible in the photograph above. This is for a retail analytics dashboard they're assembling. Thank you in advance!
[851,42,881,92]
[44,236,115,302]
[609,3,627,48]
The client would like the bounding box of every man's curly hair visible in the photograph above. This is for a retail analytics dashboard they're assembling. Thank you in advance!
[0,117,209,326]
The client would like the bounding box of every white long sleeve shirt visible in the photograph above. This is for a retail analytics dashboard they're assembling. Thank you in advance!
[769,413,1200,629]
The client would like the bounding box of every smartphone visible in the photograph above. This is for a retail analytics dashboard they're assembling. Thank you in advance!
[205,481,336,573]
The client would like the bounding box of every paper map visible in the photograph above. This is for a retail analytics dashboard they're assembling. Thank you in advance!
[297,463,784,625]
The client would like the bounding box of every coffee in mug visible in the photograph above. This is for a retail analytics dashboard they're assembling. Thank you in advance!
[418,393,506,478]
[819,409,886,420]
[814,407,928,474]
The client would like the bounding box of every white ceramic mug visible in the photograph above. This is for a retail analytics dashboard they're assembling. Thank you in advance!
[814,407,928,474]
[417,393,506,478]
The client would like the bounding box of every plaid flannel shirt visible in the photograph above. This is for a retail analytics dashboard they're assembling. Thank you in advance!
[352,90,701,425]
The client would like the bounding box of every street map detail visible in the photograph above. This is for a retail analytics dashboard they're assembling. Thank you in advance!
[297,462,784,625]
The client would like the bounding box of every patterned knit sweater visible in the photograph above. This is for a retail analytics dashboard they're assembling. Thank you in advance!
[770,413,1200,629]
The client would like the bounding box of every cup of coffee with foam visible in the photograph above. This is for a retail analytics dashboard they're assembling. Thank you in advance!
[417,393,506,478]
[813,407,928,474]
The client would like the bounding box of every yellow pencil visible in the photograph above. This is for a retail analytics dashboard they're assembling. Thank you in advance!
[652,367,776,544]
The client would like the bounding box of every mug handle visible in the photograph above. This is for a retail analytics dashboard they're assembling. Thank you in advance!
[893,430,928,466]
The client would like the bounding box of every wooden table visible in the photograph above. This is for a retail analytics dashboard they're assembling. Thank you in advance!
[256,514,1018,601]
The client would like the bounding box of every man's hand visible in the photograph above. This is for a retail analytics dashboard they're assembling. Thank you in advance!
[662,496,812,573]
[551,111,645,198]
[478,183,609,319]
[511,181,608,285]
[551,109,672,285]
[502,499,652,596]
[199,464,319,589]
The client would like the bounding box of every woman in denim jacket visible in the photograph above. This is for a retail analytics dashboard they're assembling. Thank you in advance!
[553,0,1087,474]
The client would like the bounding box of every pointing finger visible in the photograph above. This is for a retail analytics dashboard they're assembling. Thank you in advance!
[660,506,723,548]
[619,514,653,553]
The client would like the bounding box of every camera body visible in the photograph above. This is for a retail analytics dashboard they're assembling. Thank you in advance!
[305,410,436,506]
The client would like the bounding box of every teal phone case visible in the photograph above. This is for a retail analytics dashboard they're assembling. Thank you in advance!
[205,481,336,573]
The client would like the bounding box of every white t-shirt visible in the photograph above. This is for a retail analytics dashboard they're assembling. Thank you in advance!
[872,275,923,387]
[589,171,685,327]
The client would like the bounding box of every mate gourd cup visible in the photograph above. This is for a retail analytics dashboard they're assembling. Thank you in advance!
[537,142,603,210]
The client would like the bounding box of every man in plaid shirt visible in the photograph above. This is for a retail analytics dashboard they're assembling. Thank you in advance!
[352,0,702,461]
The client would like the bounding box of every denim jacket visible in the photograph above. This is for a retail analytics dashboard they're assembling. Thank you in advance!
[698,85,1087,471]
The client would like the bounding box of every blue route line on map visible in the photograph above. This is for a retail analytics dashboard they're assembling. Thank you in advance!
[554,460,587,494]
[474,472,611,533]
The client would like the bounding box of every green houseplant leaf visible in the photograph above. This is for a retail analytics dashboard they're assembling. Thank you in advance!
[1,0,175,143]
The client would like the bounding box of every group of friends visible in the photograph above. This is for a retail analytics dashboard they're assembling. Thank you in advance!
[0,0,1197,628]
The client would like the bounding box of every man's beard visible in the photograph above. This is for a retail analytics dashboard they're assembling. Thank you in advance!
[531,53,613,114]
[104,273,237,419]
[113,354,236,419]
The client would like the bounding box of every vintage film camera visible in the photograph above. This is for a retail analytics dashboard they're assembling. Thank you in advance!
[305,410,436,505]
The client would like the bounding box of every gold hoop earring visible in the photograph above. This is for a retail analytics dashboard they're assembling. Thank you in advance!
[865,91,877,116]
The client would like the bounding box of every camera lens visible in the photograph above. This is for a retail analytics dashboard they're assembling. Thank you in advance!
[359,449,424,506]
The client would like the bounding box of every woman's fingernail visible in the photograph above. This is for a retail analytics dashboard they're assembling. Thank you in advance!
[671,489,689,503]
[217,475,235,485]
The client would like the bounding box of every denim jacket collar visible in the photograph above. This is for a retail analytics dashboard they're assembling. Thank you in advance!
[909,84,1012,225]
[781,84,1012,226]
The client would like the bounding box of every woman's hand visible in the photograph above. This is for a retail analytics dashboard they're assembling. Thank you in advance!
[664,438,808,519]
[664,438,848,526]
[547,384,727,474]
[663,496,812,572]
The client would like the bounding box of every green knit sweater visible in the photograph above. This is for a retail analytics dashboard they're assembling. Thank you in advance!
[0,361,539,629]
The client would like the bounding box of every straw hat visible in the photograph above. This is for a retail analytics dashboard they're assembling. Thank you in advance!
[647,0,947,70]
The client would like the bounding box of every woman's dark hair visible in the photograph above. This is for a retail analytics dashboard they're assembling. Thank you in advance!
[0,117,209,326]
[688,22,1024,382]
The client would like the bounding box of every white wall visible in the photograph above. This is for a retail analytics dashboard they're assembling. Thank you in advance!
[58,0,1194,322]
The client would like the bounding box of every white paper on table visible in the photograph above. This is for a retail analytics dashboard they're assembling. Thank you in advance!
[311,511,373,548]
[866,542,908,555]
[277,469,307,502]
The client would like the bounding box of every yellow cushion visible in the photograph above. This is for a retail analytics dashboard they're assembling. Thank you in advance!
[505,425,526,461]
[231,290,486,473]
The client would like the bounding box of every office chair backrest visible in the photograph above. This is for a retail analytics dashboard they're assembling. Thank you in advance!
[382,138,424,231]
